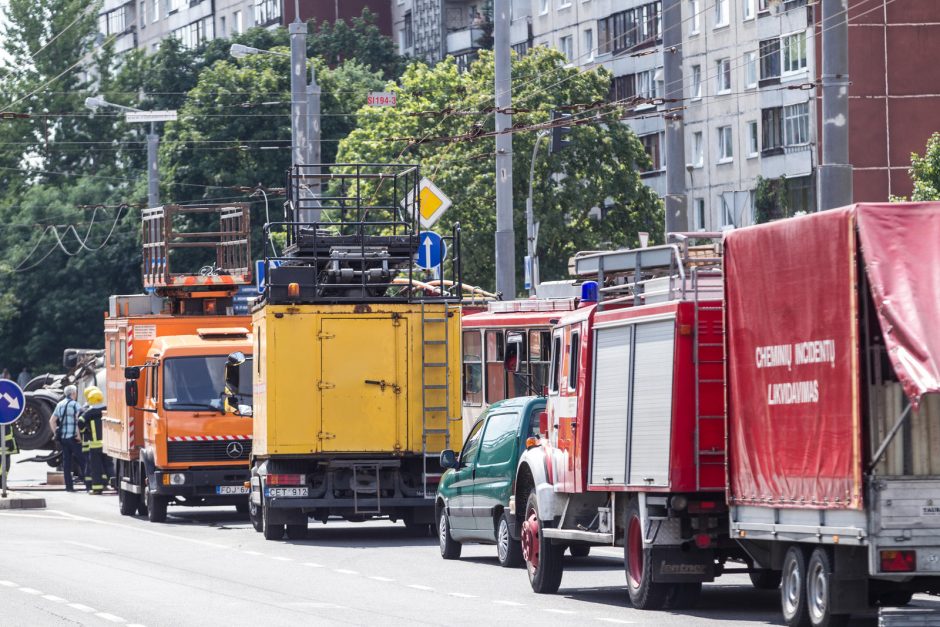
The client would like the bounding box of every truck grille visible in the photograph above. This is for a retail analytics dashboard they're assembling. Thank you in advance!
[167,440,252,463]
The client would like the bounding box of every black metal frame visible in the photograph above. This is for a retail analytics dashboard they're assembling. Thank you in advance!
[262,163,462,304]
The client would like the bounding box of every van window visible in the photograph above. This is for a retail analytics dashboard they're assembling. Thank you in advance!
[462,330,483,406]
[460,418,486,466]
[485,330,506,403]
[548,333,563,394]
[568,332,580,391]
[479,412,519,465]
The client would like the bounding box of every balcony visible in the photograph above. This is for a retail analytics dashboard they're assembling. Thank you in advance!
[446,27,485,54]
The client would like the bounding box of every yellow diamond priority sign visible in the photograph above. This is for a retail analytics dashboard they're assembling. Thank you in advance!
[406,177,452,229]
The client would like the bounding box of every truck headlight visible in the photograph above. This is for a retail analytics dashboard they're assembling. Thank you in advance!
[170,473,186,485]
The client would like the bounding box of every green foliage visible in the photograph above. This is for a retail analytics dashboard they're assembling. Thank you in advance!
[754,176,789,224]
[905,132,940,201]
[306,8,405,79]
[337,48,662,295]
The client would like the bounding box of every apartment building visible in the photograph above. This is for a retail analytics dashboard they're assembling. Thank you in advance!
[390,0,498,67]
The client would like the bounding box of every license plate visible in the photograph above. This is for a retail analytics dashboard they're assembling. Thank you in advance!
[265,487,309,498]
[216,485,249,495]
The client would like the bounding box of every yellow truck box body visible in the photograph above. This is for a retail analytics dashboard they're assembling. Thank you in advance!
[252,303,461,457]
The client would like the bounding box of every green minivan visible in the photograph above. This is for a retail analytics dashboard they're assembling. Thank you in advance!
[435,396,545,567]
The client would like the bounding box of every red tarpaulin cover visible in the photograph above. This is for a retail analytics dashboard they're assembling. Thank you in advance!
[726,208,862,509]
[857,203,940,407]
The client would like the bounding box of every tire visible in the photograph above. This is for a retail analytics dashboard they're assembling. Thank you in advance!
[286,523,307,540]
[262,500,284,541]
[521,489,564,594]
[146,490,168,523]
[624,498,669,610]
[118,487,138,516]
[249,498,263,532]
[235,502,249,515]
[782,546,811,627]
[806,548,849,627]
[496,512,523,568]
[668,582,702,609]
[568,545,591,558]
[13,398,54,450]
[750,569,783,590]
[437,506,461,560]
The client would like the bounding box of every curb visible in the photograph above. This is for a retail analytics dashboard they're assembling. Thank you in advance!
[0,495,47,510]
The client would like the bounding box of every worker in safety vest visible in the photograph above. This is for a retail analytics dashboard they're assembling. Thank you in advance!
[78,386,108,494]
[1,427,17,475]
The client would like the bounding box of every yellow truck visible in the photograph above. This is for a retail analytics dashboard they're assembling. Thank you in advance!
[235,164,463,540]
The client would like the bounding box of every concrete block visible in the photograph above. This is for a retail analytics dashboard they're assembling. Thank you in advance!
[0,494,46,509]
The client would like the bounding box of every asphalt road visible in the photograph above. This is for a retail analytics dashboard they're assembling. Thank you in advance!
[2,451,938,627]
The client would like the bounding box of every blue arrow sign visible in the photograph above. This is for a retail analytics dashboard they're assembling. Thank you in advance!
[0,380,25,425]
[256,259,283,294]
[416,231,447,270]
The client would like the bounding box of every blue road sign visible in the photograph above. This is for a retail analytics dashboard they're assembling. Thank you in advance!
[0,380,25,425]
[416,231,447,270]
[256,259,283,294]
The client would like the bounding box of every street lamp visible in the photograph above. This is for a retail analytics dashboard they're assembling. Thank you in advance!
[85,96,177,207]
[525,129,550,297]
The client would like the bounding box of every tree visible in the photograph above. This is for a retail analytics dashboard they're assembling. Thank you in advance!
[753,176,789,224]
[904,132,940,201]
[306,8,405,80]
[336,47,663,294]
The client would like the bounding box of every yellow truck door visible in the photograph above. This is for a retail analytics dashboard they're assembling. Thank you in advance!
[319,317,407,453]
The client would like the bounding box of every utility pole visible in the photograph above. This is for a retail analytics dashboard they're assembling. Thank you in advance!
[305,63,322,200]
[146,123,159,207]
[817,0,852,210]
[493,0,516,298]
[526,130,549,297]
[662,0,688,233]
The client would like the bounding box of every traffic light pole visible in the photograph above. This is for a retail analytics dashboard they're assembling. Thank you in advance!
[494,0,516,299]
[526,130,549,297]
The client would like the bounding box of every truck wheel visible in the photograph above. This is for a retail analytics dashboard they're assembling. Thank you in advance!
[13,398,54,450]
[750,569,783,590]
[438,506,461,560]
[782,546,811,626]
[146,490,168,523]
[249,499,263,532]
[806,548,849,627]
[496,511,523,568]
[522,489,564,593]
[625,498,669,609]
[568,545,591,558]
[118,486,138,516]
[286,524,307,540]
[262,501,284,541]
[235,502,249,515]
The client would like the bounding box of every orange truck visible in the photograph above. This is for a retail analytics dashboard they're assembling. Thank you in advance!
[102,204,255,522]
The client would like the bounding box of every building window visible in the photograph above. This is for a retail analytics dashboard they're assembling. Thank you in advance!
[539,0,549,14]
[784,102,809,145]
[695,198,706,230]
[718,126,733,162]
[720,194,734,227]
[583,28,593,61]
[174,16,214,50]
[782,31,807,74]
[787,176,815,213]
[560,35,573,60]
[99,7,126,36]
[219,15,226,37]
[401,12,413,49]
[640,133,662,171]
[748,121,759,157]
[716,58,731,93]
[636,68,661,99]
[558,0,572,8]
[689,0,700,34]
[759,38,780,82]
[597,2,662,54]
[233,10,243,34]
[610,73,635,102]
[762,106,783,153]
[151,0,159,22]
[758,0,771,12]
[743,0,755,20]
[139,2,146,29]
[714,0,729,27]
[253,0,280,25]
[692,130,704,166]
[691,64,702,99]
[167,0,184,15]
[744,51,758,88]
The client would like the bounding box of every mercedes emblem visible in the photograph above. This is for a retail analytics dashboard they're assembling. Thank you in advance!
[226,441,245,458]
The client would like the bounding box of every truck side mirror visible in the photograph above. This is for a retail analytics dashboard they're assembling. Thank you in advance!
[440,449,457,469]
[538,411,549,437]
[504,331,523,373]
[225,351,246,392]
[125,380,138,408]
[124,366,141,380]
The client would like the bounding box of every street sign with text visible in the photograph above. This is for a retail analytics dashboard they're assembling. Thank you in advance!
[367,92,397,107]
[125,110,178,124]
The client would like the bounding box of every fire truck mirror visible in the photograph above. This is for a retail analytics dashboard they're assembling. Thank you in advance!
[538,411,549,436]
[124,366,141,380]
[125,380,138,408]
[505,332,523,373]
[440,449,457,469]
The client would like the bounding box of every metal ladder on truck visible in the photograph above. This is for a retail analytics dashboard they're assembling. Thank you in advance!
[692,266,727,492]
[420,302,452,498]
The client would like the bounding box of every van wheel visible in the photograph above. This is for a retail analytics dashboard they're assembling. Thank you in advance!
[496,511,523,568]
[146,490,168,523]
[806,548,849,627]
[624,498,669,609]
[522,489,564,593]
[782,546,810,626]
[750,569,783,590]
[568,545,591,558]
[438,506,461,560]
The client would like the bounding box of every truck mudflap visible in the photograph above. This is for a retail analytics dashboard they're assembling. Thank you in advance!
[649,547,716,583]
[152,468,249,498]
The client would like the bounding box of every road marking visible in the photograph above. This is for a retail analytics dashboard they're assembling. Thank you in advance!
[447,592,477,598]
[302,562,324,568]
[243,551,264,556]
[334,569,359,575]
[64,540,107,551]
[596,619,636,624]
[68,603,96,613]
[270,556,293,562]
[368,576,395,582]
[18,587,42,595]
[543,608,576,615]
[493,600,525,607]
[407,584,435,591]
[96,612,125,623]
[0,580,16,587]
[42,594,66,603]
[127,624,148,627]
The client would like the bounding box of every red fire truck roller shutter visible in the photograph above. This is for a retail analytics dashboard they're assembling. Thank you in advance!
[725,208,861,510]
[857,203,940,408]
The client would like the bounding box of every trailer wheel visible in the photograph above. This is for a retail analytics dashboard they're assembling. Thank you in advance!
[750,569,783,590]
[522,489,564,594]
[496,511,523,568]
[624,498,669,610]
[782,546,811,627]
[806,548,849,627]
[438,506,461,560]
[568,545,591,558]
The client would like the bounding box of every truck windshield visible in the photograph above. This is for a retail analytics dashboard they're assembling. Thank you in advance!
[163,356,253,412]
